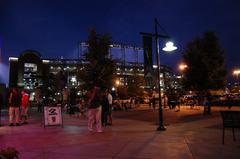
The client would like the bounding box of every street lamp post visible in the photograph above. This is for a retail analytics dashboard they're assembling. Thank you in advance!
[140,18,177,131]
[154,18,166,131]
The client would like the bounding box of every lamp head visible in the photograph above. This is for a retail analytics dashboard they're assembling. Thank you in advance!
[162,41,177,52]
[233,69,240,75]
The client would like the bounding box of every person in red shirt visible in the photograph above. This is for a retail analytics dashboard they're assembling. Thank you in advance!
[21,90,29,124]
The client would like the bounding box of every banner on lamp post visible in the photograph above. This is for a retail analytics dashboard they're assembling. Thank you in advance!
[143,36,153,87]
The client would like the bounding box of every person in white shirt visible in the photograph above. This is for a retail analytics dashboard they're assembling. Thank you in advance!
[107,90,113,125]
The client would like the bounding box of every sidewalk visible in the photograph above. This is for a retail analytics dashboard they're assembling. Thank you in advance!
[0,106,240,159]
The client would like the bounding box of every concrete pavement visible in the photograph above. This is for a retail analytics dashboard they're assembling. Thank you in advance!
[0,106,240,159]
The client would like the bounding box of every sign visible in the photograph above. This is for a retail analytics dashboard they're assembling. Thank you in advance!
[143,36,154,87]
[143,36,153,74]
[44,106,63,127]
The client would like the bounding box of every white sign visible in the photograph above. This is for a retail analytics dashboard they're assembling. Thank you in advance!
[44,107,62,126]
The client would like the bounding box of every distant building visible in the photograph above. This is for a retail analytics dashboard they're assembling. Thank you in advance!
[9,50,48,89]
[9,44,179,96]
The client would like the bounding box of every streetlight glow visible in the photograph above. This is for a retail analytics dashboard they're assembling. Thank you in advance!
[233,69,240,86]
[71,77,77,82]
[115,80,120,85]
[233,69,240,75]
[162,41,177,52]
[179,64,188,71]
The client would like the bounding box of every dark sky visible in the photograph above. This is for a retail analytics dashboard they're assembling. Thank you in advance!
[0,0,240,84]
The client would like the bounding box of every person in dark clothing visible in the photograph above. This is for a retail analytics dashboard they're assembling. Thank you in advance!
[8,88,21,126]
[204,92,212,115]
[35,86,42,113]
[101,89,110,126]
[69,88,77,115]
[87,86,103,132]
[152,97,156,110]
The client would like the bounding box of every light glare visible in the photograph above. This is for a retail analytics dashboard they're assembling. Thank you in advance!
[162,41,177,52]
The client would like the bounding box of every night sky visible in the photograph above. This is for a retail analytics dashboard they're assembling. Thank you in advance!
[0,0,240,84]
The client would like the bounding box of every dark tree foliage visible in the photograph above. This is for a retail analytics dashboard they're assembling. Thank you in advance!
[182,31,227,92]
[80,29,116,89]
[117,86,128,99]
[128,75,145,97]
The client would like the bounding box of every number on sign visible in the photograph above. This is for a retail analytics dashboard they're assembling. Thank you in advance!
[49,108,57,115]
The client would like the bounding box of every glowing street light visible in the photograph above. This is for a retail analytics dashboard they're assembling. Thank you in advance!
[233,69,240,76]
[114,79,120,98]
[179,64,188,71]
[115,80,120,86]
[163,41,177,52]
[233,69,240,85]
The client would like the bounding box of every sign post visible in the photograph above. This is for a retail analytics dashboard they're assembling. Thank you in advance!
[43,106,63,128]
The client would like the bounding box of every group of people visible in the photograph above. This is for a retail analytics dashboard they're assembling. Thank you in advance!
[87,86,113,133]
[1,85,114,133]
[8,88,29,126]
[149,95,181,111]
[62,85,113,133]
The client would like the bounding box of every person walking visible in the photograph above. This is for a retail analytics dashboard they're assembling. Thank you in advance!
[20,90,29,124]
[35,86,42,112]
[69,88,77,116]
[87,86,103,133]
[8,88,21,126]
[101,89,110,126]
[62,87,69,112]
[204,92,212,115]
[152,97,156,110]
[107,90,113,125]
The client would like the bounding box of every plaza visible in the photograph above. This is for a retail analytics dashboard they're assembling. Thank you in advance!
[1,105,240,159]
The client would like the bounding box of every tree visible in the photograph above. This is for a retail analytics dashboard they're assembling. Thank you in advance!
[79,29,116,90]
[127,75,145,97]
[117,86,128,99]
[182,31,227,93]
